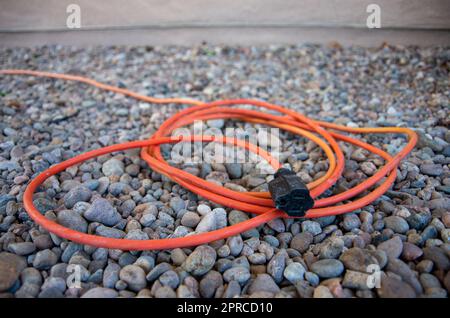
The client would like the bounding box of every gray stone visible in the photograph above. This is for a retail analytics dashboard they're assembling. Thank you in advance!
[295,280,314,298]
[183,245,216,276]
[103,263,121,288]
[195,208,227,232]
[340,248,380,273]
[38,287,64,298]
[0,252,27,292]
[181,212,200,228]
[154,286,176,298]
[159,270,180,289]
[248,253,266,265]
[428,198,450,210]
[42,277,66,293]
[140,213,156,227]
[377,276,416,298]
[102,158,124,177]
[57,210,88,233]
[15,283,40,298]
[197,204,211,215]
[63,186,92,209]
[199,270,223,298]
[310,259,344,278]
[319,237,344,259]
[342,270,372,290]
[386,259,423,294]
[267,250,286,283]
[402,242,423,261]
[225,163,242,179]
[313,286,334,298]
[0,160,21,172]
[223,267,251,284]
[305,272,320,287]
[342,214,361,231]
[146,263,172,282]
[207,119,224,129]
[290,232,313,253]
[170,249,187,266]
[33,249,58,270]
[124,229,149,240]
[377,236,403,259]
[283,262,305,283]
[20,268,42,286]
[84,198,122,226]
[301,220,322,236]
[134,255,155,273]
[227,235,244,256]
[107,181,126,196]
[61,243,83,263]
[89,269,104,284]
[422,247,450,271]
[406,209,431,230]
[95,225,126,238]
[82,287,119,298]
[7,242,36,256]
[0,195,16,212]
[119,265,147,292]
[222,280,241,298]
[384,216,410,234]
[420,273,442,290]
[248,274,280,295]
[228,210,259,238]
[169,197,186,213]
[420,163,443,176]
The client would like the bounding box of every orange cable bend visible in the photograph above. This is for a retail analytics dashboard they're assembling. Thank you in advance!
[0,70,417,250]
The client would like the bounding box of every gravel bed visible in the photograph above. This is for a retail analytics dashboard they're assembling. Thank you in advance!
[0,44,449,298]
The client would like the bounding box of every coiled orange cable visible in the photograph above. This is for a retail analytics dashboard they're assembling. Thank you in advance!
[0,70,418,251]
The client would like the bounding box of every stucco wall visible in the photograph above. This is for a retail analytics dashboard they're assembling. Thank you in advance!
[1,0,449,46]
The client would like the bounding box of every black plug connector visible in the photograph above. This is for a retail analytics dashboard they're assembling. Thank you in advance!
[268,168,314,217]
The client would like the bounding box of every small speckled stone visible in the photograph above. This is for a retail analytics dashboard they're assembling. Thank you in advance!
[82,287,119,298]
[310,259,344,278]
[102,158,124,177]
[183,245,217,276]
[301,221,322,236]
[384,216,410,234]
[377,236,403,259]
[223,267,251,284]
[283,262,305,283]
[7,242,36,256]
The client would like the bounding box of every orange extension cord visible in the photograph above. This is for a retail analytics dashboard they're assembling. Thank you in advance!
[0,70,418,251]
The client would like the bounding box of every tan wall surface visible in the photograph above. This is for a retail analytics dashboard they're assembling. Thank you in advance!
[0,0,449,46]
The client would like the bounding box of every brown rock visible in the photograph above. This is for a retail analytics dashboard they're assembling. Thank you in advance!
[386,259,423,294]
[339,248,379,273]
[295,280,314,298]
[290,232,313,253]
[250,265,266,275]
[377,276,416,298]
[342,270,372,290]
[377,236,403,259]
[401,242,423,261]
[0,252,27,292]
[423,247,450,271]
[247,274,280,295]
[444,271,450,293]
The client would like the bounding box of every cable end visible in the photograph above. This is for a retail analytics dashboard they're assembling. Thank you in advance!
[268,168,314,217]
